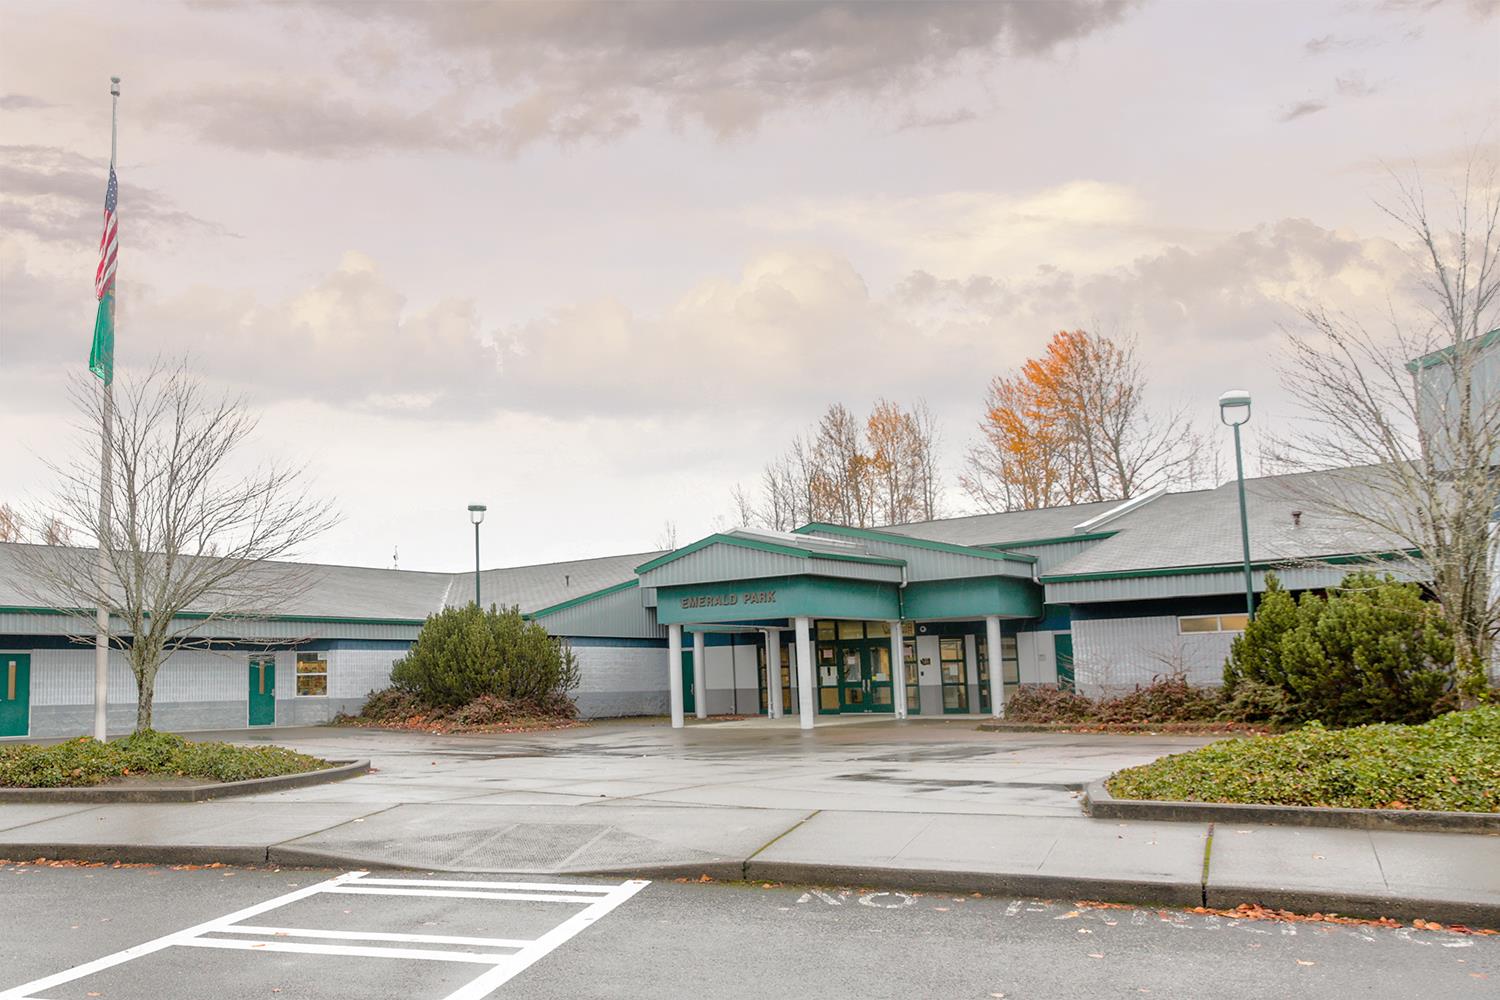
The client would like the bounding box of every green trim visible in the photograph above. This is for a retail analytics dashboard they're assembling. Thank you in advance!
[0,604,426,628]
[980,530,1119,550]
[634,533,905,575]
[793,523,1038,565]
[657,575,900,625]
[530,579,638,618]
[1404,328,1500,372]
[901,576,1044,620]
[1041,549,1421,584]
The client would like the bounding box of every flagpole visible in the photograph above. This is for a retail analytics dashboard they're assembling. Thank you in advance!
[92,76,119,742]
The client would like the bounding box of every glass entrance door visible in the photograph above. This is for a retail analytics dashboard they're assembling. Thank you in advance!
[839,646,868,711]
[835,641,895,713]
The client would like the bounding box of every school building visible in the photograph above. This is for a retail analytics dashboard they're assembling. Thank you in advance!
[0,467,1428,739]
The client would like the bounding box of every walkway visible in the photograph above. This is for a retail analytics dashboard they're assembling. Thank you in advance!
[0,719,1495,927]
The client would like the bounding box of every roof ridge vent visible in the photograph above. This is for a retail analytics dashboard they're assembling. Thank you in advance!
[1072,486,1167,534]
[730,525,866,555]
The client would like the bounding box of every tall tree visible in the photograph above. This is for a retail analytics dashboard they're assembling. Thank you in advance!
[867,398,943,524]
[962,329,1201,511]
[16,360,338,730]
[736,400,942,529]
[1274,158,1500,704]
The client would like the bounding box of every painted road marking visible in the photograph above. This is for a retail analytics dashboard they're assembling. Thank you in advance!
[0,871,650,1000]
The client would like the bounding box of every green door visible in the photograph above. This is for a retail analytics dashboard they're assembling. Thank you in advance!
[1054,633,1075,692]
[1,653,30,738]
[836,641,895,714]
[248,657,276,727]
[838,645,869,712]
[681,649,695,715]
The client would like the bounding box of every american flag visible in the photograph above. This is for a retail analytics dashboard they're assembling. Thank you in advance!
[94,166,118,299]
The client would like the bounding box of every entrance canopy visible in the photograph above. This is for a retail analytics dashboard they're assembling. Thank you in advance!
[636,526,1041,626]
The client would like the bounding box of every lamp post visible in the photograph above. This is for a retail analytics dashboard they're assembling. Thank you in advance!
[467,504,487,608]
[1218,390,1254,620]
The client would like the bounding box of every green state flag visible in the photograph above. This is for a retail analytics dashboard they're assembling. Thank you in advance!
[89,289,114,385]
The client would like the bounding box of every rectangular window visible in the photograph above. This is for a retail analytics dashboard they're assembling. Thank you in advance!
[1002,636,1020,684]
[1178,614,1249,635]
[295,653,328,696]
[816,620,836,641]
[836,620,864,641]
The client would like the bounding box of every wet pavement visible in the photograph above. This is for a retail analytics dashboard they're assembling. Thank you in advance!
[3,862,1496,1000]
[214,717,1217,817]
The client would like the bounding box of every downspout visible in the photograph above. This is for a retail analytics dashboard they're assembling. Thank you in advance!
[898,562,908,619]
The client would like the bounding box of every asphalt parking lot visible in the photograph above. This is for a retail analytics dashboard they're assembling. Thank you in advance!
[2,862,1495,1000]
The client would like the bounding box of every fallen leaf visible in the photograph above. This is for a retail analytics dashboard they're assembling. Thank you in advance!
[1297,960,1316,966]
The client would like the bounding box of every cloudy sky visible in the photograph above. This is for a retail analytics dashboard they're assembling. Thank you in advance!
[1,0,1496,572]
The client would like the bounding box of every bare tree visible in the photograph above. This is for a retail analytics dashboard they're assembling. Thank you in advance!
[867,398,944,524]
[653,519,679,550]
[737,401,943,529]
[1274,157,1500,702]
[40,516,72,546]
[0,504,22,543]
[16,360,339,730]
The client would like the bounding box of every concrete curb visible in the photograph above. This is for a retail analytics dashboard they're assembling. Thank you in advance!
[1205,883,1500,929]
[976,722,1259,736]
[0,759,370,804]
[4,840,1495,928]
[740,860,1202,908]
[1084,779,1500,834]
[0,843,272,867]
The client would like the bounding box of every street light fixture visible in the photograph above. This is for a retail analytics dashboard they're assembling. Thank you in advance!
[1218,390,1254,620]
[467,504,487,609]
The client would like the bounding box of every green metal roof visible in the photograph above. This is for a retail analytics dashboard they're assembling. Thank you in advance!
[794,522,1038,564]
[634,533,907,575]
[1404,327,1500,372]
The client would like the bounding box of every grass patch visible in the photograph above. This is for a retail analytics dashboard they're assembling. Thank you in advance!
[0,730,331,789]
[1106,707,1500,812]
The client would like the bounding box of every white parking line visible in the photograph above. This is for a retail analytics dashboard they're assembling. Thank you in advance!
[0,871,649,1000]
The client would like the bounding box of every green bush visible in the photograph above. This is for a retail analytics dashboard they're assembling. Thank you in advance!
[1224,572,1456,726]
[0,730,329,788]
[1107,707,1500,812]
[390,603,581,710]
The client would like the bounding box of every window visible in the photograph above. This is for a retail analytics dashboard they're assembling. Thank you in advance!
[836,620,865,641]
[295,652,328,696]
[1178,614,1248,635]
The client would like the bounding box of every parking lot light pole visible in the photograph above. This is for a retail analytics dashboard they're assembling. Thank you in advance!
[468,504,487,608]
[1218,390,1254,620]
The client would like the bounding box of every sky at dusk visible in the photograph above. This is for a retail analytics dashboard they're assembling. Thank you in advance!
[1,0,1497,572]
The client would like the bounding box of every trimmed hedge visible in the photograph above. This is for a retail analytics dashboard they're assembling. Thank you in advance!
[0,730,330,789]
[1106,707,1500,812]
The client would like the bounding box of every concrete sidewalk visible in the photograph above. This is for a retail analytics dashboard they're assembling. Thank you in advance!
[2,721,1496,927]
[3,796,1496,927]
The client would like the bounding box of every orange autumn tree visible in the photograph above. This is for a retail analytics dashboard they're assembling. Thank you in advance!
[961,330,1202,512]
